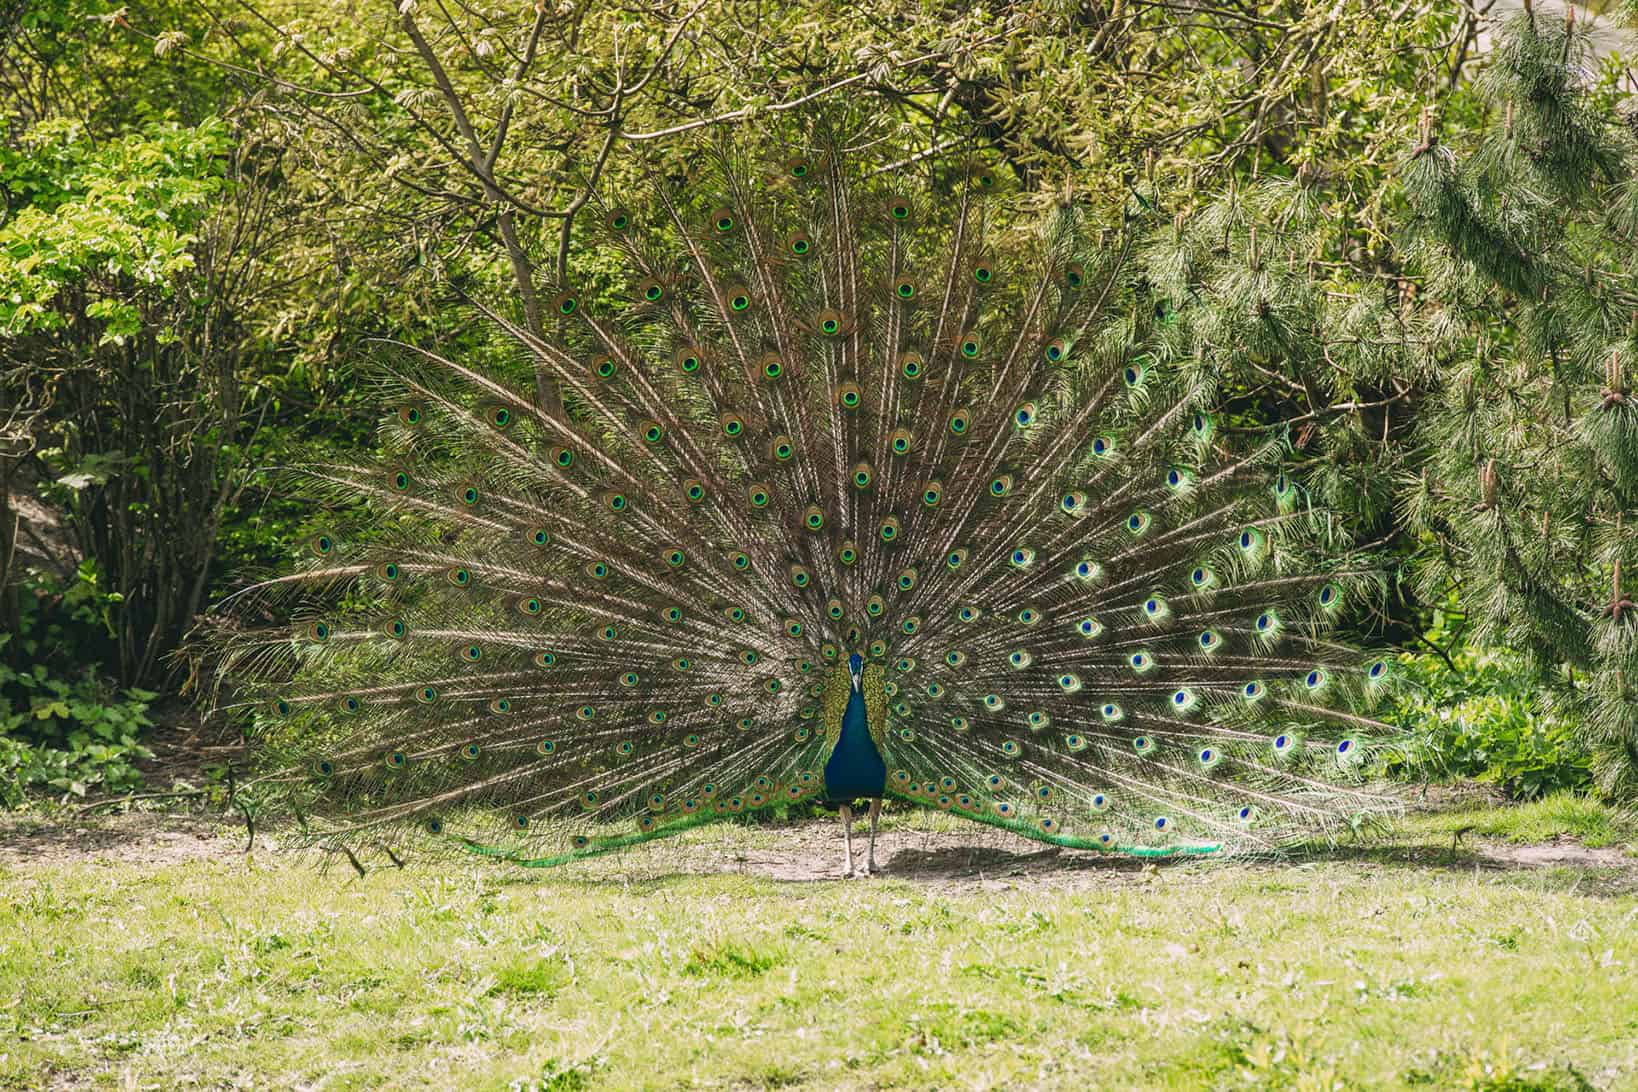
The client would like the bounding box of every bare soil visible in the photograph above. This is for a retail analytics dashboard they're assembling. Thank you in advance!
[4,812,1635,896]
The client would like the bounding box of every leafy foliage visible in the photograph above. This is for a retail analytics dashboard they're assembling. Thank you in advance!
[0,568,154,805]
[1392,647,1592,800]
[0,116,228,337]
[0,664,154,806]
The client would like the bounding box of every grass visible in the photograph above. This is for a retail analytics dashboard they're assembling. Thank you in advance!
[2,804,1636,1090]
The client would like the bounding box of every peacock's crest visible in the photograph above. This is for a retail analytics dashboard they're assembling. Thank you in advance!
[219,123,1404,869]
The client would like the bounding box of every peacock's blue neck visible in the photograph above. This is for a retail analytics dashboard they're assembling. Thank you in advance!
[841,688,871,745]
[823,682,887,801]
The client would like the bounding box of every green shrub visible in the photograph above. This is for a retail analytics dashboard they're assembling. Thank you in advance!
[1,565,154,806]
[0,643,154,805]
[1389,647,1592,800]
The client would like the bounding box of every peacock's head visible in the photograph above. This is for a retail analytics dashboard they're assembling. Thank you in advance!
[848,652,863,690]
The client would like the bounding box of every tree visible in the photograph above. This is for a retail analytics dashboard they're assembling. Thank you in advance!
[122,0,1467,378]
[0,118,286,684]
[1397,5,1638,794]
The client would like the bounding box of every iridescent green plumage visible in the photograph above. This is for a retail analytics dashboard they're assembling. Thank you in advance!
[218,125,1405,870]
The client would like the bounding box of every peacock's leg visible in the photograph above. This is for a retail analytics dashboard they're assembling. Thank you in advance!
[838,804,855,877]
[865,798,882,875]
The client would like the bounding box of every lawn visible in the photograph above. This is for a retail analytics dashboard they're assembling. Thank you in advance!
[2,799,1635,1090]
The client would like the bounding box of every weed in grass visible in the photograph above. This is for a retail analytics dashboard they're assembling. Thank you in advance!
[682,940,781,978]
[491,957,572,998]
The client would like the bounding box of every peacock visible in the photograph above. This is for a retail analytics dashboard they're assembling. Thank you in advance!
[219,124,1405,878]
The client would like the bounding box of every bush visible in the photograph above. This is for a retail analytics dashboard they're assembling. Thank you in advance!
[1390,647,1592,800]
[0,565,154,806]
[0,644,154,806]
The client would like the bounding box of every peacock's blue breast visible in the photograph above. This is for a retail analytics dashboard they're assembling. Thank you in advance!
[823,687,887,802]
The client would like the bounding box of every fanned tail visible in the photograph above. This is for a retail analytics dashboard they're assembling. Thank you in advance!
[213,116,1405,868]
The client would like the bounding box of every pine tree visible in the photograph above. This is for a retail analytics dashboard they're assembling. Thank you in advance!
[1397,6,1638,795]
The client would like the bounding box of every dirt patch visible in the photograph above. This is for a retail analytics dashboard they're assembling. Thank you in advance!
[1477,837,1634,870]
[4,812,1636,894]
[643,824,1160,891]
[0,812,240,868]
